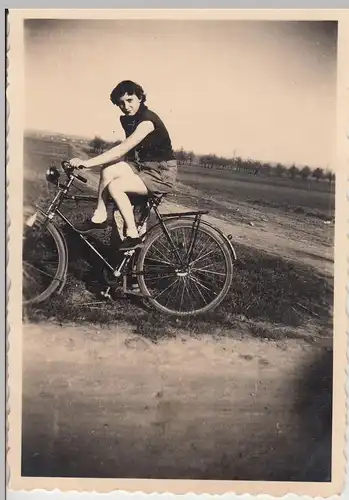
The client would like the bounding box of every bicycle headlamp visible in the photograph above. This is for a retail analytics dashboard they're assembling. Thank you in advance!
[46,166,60,185]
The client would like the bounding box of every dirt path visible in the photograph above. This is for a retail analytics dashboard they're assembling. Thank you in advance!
[22,322,332,481]
[162,198,333,276]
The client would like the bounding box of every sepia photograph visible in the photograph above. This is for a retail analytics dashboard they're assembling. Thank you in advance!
[6,10,348,497]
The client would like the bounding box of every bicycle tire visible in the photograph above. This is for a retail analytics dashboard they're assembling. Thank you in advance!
[136,218,234,316]
[22,212,67,305]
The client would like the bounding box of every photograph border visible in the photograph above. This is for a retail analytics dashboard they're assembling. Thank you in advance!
[6,8,349,497]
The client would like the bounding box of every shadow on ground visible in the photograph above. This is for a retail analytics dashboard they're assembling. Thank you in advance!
[21,348,333,481]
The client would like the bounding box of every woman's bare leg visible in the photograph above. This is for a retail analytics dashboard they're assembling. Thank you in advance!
[108,175,148,239]
[91,173,109,222]
[91,162,136,223]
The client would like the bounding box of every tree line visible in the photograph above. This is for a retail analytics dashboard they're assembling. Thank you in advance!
[175,147,335,182]
[88,136,121,154]
[87,137,335,183]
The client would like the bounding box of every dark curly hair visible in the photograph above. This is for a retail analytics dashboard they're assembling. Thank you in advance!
[110,80,147,105]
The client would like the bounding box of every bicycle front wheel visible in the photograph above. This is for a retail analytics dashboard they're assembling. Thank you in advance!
[137,219,234,316]
[22,211,67,305]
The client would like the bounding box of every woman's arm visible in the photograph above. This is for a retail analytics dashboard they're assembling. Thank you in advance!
[70,121,155,168]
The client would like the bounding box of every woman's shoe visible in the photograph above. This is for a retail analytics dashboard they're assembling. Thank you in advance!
[91,208,107,224]
[119,236,144,251]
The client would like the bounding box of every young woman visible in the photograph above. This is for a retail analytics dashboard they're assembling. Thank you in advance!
[69,80,177,251]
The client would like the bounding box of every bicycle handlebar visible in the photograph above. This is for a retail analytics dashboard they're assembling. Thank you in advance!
[74,172,88,184]
[61,161,87,184]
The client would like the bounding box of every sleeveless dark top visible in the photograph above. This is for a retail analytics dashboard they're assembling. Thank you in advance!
[120,104,175,162]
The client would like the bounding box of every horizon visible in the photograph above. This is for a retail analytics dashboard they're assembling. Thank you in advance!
[24,127,333,171]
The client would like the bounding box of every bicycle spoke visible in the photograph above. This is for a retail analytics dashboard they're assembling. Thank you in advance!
[190,273,216,294]
[144,261,174,272]
[144,273,174,283]
[149,245,177,267]
[145,256,174,268]
[158,235,175,252]
[190,235,216,260]
[143,259,175,282]
[154,276,181,300]
[193,267,226,277]
[185,276,204,310]
[195,270,219,288]
[192,276,217,308]
[192,260,225,271]
[163,276,183,308]
[189,248,219,266]
[181,226,188,251]
[154,237,176,259]
[24,262,56,280]
[179,278,187,311]
[189,230,208,255]
[23,267,38,283]
[188,275,209,306]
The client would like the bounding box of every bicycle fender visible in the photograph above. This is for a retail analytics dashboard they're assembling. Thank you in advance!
[35,213,69,293]
[55,224,69,294]
[197,219,238,261]
[142,216,237,261]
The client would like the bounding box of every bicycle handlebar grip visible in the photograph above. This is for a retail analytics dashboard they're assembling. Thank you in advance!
[61,160,87,183]
[74,173,88,183]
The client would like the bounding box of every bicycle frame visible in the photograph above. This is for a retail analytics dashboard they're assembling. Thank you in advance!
[31,168,225,294]
[149,210,238,262]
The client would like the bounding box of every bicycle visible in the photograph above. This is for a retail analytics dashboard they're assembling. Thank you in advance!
[23,160,237,316]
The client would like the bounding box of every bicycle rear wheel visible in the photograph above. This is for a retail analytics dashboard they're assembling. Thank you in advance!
[22,211,67,305]
[137,219,234,316]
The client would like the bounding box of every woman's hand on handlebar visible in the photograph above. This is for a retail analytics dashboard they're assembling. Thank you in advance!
[69,157,88,169]
[62,160,88,183]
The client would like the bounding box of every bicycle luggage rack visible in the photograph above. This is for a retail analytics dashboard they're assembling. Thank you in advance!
[160,210,209,217]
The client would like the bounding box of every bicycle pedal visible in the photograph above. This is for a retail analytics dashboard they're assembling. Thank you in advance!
[100,287,112,299]
[122,249,136,256]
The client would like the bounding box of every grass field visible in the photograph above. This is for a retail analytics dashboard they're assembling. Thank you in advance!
[178,164,334,220]
[21,136,334,481]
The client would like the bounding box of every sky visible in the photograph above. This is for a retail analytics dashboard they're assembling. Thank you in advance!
[24,19,337,168]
